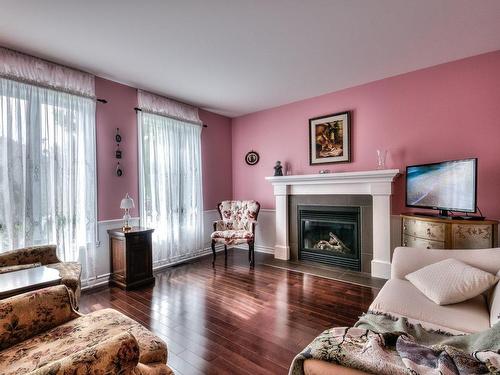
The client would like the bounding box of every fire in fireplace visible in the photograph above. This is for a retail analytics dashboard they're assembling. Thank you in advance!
[298,205,361,271]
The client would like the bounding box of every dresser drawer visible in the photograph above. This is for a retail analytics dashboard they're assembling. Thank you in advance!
[402,234,445,249]
[402,218,446,242]
[452,224,494,249]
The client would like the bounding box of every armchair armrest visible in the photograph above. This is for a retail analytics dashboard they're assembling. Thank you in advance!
[391,246,500,280]
[0,245,60,267]
[29,332,140,375]
[0,285,78,350]
[212,220,258,233]
[213,220,226,231]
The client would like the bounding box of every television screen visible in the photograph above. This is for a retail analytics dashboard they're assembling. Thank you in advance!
[406,158,477,213]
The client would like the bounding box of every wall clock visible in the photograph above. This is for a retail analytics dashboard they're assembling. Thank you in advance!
[245,150,260,165]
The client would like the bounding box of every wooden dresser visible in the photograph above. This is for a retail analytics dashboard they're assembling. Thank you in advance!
[401,214,498,249]
[107,227,155,290]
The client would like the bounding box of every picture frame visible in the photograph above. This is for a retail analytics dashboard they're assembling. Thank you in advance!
[309,111,351,165]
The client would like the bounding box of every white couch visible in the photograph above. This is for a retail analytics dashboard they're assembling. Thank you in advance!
[303,246,500,375]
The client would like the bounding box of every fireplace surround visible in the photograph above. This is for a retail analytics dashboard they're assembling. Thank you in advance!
[266,169,400,279]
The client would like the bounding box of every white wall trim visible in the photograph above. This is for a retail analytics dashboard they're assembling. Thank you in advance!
[259,208,276,213]
[153,244,224,273]
[233,244,275,254]
[96,217,141,247]
[81,273,112,291]
[82,243,225,291]
[97,217,141,225]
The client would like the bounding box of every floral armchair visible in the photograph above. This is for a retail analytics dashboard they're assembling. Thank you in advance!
[0,245,82,307]
[0,285,173,375]
[211,200,260,267]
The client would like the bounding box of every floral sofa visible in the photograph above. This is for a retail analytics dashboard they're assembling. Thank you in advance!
[0,245,82,307]
[0,285,173,375]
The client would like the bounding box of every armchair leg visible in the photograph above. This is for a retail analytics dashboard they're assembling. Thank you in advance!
[224,245,228,261]
[249,241,255,267]
[211,240,216,266]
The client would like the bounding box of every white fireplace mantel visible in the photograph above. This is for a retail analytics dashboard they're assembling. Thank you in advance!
[265,169,400,279]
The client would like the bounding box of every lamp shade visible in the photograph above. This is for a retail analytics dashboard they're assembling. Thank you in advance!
[120,193,135,209]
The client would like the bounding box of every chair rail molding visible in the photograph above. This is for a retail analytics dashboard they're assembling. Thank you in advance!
[265,169,400,279]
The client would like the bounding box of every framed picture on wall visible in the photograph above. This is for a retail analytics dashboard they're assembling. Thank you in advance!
[309,111,351,165]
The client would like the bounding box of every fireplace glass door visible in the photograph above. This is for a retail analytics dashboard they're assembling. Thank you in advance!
[298,206,361,270]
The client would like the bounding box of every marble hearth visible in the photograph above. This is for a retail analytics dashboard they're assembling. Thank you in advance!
[265,169,400,279]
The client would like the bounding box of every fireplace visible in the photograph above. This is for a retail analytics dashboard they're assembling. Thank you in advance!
[298,205,361,271]
[266,170,399,279]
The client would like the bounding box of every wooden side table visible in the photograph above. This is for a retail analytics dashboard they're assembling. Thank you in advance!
[107,227,155,290]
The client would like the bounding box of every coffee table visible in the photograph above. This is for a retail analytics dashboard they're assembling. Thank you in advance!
[0,266,62,299]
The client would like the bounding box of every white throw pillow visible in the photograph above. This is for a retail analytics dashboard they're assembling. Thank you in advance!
[488,270,500,327]
[405,258,499,306]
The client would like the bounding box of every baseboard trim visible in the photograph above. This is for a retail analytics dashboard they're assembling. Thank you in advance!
[81,244,225,292]
[81,273,112,291]
[233,244,275,254]
[152,244,225,273]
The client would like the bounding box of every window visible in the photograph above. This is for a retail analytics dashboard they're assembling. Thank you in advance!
[0,77,97,280]
[139,111,203,266]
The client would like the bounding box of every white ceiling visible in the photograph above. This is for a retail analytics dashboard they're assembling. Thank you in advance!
[1,0,500,117]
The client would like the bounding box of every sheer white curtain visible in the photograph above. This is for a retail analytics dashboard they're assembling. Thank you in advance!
[139,110,203,266]
[0,76,97,282]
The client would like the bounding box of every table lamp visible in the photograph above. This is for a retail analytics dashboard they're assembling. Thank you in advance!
[120,193,135,231]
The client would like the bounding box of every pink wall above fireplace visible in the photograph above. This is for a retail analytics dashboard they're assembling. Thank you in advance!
[231,51,500,219]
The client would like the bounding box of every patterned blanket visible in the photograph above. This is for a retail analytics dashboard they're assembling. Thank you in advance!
[289,312,500,375]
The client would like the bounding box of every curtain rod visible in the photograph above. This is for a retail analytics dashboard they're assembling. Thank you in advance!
[134,107,208,128]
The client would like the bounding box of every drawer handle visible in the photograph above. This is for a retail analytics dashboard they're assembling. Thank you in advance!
[426,228,431,235]
[403,225,407,231]
[426,245,431,249]
[403,240,408,247]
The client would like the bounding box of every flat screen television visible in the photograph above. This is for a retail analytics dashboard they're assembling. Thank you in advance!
[405,158,477,216]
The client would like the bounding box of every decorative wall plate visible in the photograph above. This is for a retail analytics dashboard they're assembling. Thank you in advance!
[116,162,123,176]
[245,150,260,165]
[115,128,122,143]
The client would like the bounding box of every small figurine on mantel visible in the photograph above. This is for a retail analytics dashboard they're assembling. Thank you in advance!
[274,161,283,176]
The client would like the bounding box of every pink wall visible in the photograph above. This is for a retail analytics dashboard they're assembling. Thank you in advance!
[96,78,139,221]
[199,109,233,209]
[95,78,233,221]
[231,51,500,219]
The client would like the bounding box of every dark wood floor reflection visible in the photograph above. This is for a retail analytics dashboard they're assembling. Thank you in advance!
[80,249,379,375]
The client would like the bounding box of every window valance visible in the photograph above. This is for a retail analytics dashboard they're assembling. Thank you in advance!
[138,89,202,125]
[0,47,95,98]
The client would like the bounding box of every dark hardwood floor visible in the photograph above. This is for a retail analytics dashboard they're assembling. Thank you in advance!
[80,249,380,375]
